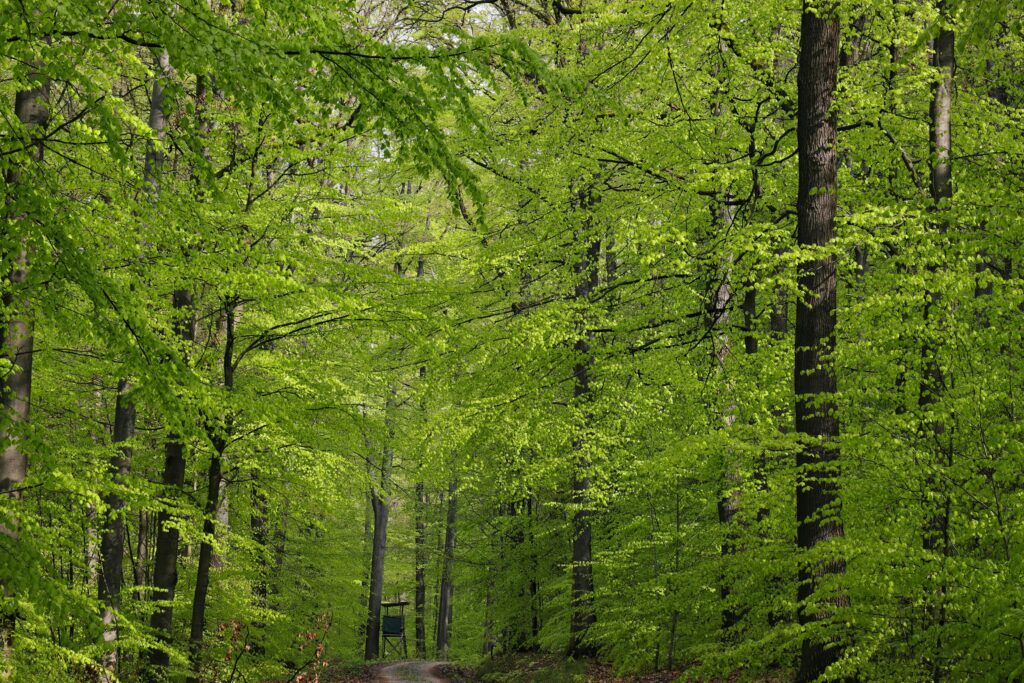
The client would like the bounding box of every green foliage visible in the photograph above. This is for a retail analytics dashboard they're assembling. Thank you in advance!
[2,0,1023,681]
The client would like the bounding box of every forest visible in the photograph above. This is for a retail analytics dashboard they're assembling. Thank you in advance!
[0,1,1022,681]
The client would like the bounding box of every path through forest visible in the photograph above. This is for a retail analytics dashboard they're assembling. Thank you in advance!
[374,661,450,683]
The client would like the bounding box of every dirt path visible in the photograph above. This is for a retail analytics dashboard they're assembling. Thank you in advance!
[374,660,449,683]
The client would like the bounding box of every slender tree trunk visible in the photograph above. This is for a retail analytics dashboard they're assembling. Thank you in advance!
[0,71,49,669]
[436,481,457,658]
[98,381,134,681]
[921,11,954,680]
[133,511,150,601]
[148,58,209,674]
[795,5,845,681]
[148,437,187,669]
[251,485,269,606]
[186,446,223,682]
[99,49,170,680]
[666,484,681,670]
[569,212,600,657]
[187,298,236,682]
[148,285,194,669]
[483,580,494,657]
[414,257,428,658]
[414,482,427,658]
[708,199,743,637]
[364,260,403,660]
[528,496,540,643]
[364,382,396,661]
[271,500,287,594]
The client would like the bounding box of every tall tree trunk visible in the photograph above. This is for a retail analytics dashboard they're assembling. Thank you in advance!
[921,10,954,680]
[436,481,457,658]
[0,70,49,668]
[147,304,191,669]
[133,511,150,601]
[186,445,223,683]
[795,5,845,681]
[148,58,198,673]
[483,580,495,658]
[99,49,169,680]
[413,257,428,658]
[528,496,540,643]
[666,484,681,670]
[187,298,235,682]
[363,482,390,660]
[414,482,427,658]
[98,381,134,681]
[709,199,743,636]
[569,197,600,657]
[364,384,396,661]
[251,486,269,607]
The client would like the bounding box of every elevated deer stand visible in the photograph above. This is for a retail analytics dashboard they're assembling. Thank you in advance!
[381,598,409,658]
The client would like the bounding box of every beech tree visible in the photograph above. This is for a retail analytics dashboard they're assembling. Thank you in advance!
[2,1,1024,682]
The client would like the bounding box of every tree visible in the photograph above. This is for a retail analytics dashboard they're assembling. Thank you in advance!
[794,3,845,680]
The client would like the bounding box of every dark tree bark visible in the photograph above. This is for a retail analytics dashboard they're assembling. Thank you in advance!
[98,380,134,681]
[133,511,150,601]
[666,485,681,670]
[363,479,390,660]
[251,486,269,607]
[795,5,845,681]
[414,482,427,658]
[364,259,405,661]
[569,197,600,657]
[414,258,428,658]
[364,380,397,661]
[0,70,48,666]
[148,61,205,673]
[742,288,758,355]
[187,298,236,683]
[147,288,193,669]
[186,444,223,683]
[435,481,457,657]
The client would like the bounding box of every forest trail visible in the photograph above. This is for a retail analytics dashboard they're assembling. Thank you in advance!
[374,661,450,683]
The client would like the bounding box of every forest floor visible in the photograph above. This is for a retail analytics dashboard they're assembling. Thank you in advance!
[316,660,462,683]
[318,653,786,682]
[318,654,688,682]
[375,661,450,682]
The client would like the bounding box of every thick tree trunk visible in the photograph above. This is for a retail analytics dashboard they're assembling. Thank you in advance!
[436,481,457,658]
[0,72,48,667]
[795,6,845,681]
[363,484,390,660]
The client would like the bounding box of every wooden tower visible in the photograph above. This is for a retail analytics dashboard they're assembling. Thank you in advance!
[380,598,409,658]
